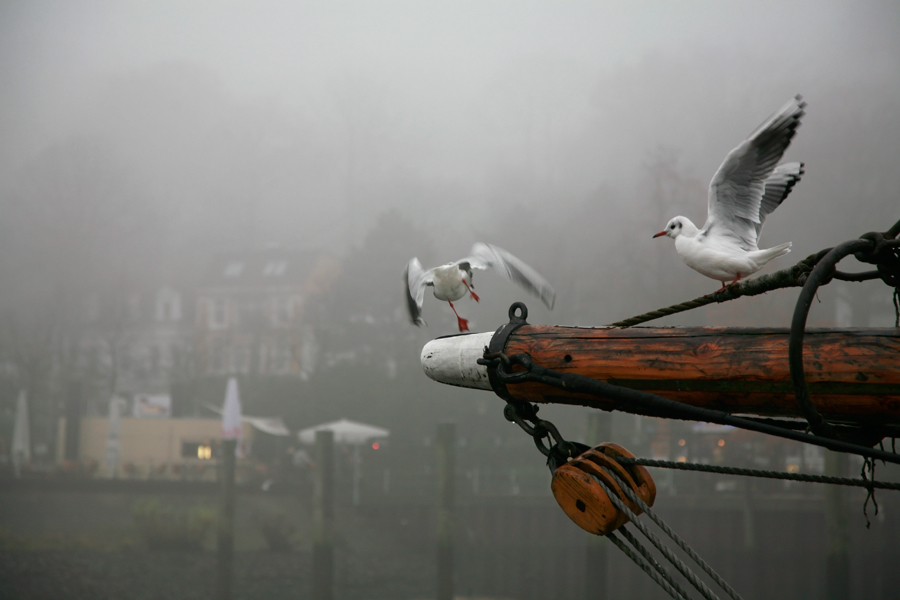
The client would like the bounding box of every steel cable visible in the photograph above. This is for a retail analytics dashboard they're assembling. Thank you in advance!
[595,477,723,600]
[616,526,696,600]
[597,467,742,600]
[606,530,693,600]
[614,457,900,491]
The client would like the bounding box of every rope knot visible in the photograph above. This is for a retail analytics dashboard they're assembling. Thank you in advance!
[854,231,900,286]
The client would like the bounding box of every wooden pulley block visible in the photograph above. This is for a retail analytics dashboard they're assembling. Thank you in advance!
[551,442,656,536]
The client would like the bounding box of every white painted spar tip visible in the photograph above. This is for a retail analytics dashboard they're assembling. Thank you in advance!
[420,331,494,390]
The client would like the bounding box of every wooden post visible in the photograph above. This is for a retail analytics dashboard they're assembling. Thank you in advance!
[824,450,850,599]
[313,430,335,600]
[217,439,237,600]
[64,381,82,462]
[352,443,361,506]
[436,423,456,600]
[584,411,612,600]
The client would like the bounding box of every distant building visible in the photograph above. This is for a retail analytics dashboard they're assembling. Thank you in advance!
[74,247,339,419]
[193,248,339,379]
[79,281,194,416]
[57,415,255,480]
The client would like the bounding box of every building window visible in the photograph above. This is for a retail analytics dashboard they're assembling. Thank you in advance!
[268,341,292,374]
[155,288,182,322]
[233,344,252,374]
[272,297,293,326]
[210,339,228,373]
[263,261,287,276]
[224,262,244,277]
[182,440,218,460]
[208,298,228,329]
[150,345,161,373]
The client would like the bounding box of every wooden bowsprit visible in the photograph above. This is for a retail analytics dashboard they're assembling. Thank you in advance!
[423,303,900,467]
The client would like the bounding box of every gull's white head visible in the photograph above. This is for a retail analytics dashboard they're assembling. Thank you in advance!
[653,216,689,240]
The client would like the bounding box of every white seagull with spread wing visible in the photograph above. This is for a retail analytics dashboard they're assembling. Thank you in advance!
[654,95,807,292]
[404,243,556,332]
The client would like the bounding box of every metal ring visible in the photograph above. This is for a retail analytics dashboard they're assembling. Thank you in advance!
[508,302,528,322]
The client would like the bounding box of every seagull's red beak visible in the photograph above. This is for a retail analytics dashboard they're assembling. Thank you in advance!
[652,231,667,238]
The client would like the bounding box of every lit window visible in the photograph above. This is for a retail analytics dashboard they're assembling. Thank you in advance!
[182,441,217,460]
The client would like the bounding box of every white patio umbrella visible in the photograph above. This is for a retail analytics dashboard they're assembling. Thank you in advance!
[297,419,390,505]
[222,377,243,457]
[205,403,290,436]
[297,419,389,445]
[11,390,30,478]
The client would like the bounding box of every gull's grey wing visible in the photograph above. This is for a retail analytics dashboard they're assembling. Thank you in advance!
[704,95,806,250]
[464,243,556,309]
[403,258,433,326]
[754,161,804,237]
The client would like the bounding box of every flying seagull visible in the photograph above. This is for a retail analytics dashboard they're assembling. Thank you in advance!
[654,94,806,292]
[404,242,556,332]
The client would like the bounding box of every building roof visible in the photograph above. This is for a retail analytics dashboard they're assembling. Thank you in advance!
[200,248,322,288]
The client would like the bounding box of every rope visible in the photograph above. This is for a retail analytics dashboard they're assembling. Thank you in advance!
[608,250,829,328]
[614,457,900,491]
[488,352,900,465]
[606,530,693,600]
[599,467,743,600]
[893,287,899,328]
[789,239,874,436]
[594,475,725,600]
[616,526,696,600]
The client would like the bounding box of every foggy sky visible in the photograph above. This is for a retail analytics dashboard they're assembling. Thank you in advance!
[1,1,899,328]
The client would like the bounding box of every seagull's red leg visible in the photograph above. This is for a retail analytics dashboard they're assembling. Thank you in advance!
[715,273,742,293]
[463,280,480,302]
[448,301,469,332]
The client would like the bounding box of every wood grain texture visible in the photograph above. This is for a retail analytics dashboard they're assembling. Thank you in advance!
[502,326,900,425]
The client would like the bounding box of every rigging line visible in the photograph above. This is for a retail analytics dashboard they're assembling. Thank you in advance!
[606,531,693,600]
[608,249,830,328]
[789,239,873,436]
[613,457,900,491]
[833,269,881,281]
[492,353,900,465]
[605,466,743,600]
[893,287,899,328]
[593,476,724,600]
[616,526,697,600]
[596,467,741,600]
